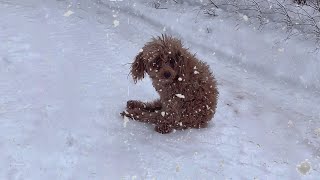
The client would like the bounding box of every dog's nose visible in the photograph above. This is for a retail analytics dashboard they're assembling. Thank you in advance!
[163,72,171,79]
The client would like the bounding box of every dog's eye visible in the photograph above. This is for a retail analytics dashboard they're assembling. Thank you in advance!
[169,59,175,68]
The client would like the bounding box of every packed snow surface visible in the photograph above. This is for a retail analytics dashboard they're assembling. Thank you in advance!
[0,0,319,179]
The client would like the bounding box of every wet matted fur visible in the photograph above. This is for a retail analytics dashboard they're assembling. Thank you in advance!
[121,35,219,134]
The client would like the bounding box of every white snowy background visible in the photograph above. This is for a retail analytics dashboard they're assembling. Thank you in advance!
[0,0,320,179]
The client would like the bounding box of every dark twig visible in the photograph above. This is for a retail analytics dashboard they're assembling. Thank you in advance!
[208,0,219,8]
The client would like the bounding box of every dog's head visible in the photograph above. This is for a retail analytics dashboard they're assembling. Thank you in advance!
[131,34,188,84]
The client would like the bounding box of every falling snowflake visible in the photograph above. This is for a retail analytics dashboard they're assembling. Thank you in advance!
[113,20,120,27]
[161,111,166,117]
[243,15,249,21]
[314,128,320,136]
[175,94,185,98]
[163,26,166,32]
[178,77,182,81]
[288,120,294,127]
[296,159,311,175]
[194,71,199,74]
[63,10,74,17]
[139,49,143,53]
[172,129,177,133]
[176,164,180,172]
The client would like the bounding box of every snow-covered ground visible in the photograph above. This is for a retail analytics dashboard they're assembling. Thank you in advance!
[0,0,319,179]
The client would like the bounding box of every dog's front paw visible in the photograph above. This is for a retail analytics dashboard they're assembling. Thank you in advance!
[155,124,173,134]
[120,111,128,118]
[120,110,133,119]
[120,108,143,120]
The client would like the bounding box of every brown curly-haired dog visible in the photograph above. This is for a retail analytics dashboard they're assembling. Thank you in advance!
[121,35,218,134]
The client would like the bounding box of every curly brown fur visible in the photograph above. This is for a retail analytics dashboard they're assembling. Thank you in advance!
[121,35,219,134]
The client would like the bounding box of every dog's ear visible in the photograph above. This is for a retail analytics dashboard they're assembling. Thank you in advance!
[131,52,145,83]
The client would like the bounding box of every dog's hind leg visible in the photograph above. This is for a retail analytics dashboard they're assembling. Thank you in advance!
[121,108,160,124]
[154,123,173,134]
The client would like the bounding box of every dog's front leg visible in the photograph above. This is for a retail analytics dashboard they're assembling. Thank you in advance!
[126,100,162,112]
[121,108,174,134]
[121,108,161,124]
